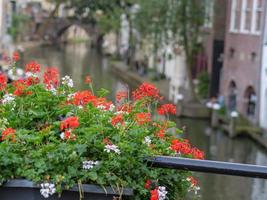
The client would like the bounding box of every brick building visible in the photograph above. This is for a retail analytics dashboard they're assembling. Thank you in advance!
[220,0,266,124]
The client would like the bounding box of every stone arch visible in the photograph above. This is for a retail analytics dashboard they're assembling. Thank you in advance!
[57,24,90,42]
[244,86,256,116]
[228,80,237,111]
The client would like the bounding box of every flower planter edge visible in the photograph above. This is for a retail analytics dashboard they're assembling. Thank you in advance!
[0,179,133,199]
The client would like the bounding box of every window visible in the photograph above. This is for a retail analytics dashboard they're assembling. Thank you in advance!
[244,0,253,31]
[204,0,214,28]
[254,0,263,33]
[230,0,263,34]
[230,0,242,32]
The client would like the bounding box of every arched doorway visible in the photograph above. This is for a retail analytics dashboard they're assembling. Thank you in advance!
[228,81,237,111]
[244,86,257,116]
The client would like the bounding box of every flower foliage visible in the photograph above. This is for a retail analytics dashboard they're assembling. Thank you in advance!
[0,57,204,199]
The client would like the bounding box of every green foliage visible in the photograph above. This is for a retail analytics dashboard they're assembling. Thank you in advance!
[0,67,201,199]
[196,71,210,99]
[8,14,29,41]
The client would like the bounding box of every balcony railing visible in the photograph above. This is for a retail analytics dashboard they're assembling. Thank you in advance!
[148,156,267,179]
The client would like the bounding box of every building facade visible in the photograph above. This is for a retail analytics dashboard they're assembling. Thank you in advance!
[260,4,267,129]
[220,0,266,124]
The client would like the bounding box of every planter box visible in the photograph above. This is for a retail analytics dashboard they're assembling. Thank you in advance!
[0,179,133,200]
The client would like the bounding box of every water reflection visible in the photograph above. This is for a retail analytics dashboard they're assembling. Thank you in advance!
[177,118,267,200]
[24,43,125,99]
[24,43,267,200]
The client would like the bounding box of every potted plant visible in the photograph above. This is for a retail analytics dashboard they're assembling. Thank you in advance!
[0,52,204,199]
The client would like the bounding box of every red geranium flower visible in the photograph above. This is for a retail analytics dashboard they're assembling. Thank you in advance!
[132,82,161,101]
[25,61,41,73]
[43,67,59,88]
[144,180,152,189]
[12,80,27,96]
[171,139,204,159]
[187,176,198,186]
[156,129,165,138]
[26,76,40,86]
[0,73,7,91]
[72,90,97,106]
[170,139,192,155]
[191,147,204,160]
[12,51,20,62]
[111,114,124,126]
[85,75,92,84]
[2,128,16,141]
[150,189,159,200]
[135,112,151,125]
[157,104,176,115]
[60,116,79,131]
[117,103,132,113]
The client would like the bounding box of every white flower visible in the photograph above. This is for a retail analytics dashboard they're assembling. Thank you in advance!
[114,111,129,115]
[109,104,115,111]
[25,72,38,78]
[104,144,121,154]
[2,94,15,104]
[97,105,106,110]
[82,160,100,170]
[144,136,151,145]
[230,111,239,118]
[158,186,168,200]
[60,132,65,140]
[67,93,75,101]
[46,85,57,95]
[62,75,74,88]
[40,182,56,198]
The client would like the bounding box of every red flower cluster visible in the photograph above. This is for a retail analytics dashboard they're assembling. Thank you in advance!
[26,76,40,86]
[60,116,79,140]
[187,176,198,186]
[25,61,41,73]
[12,52,20,62]
[1,128,16,141]
[150,189,159,200]
[116,103,132,113]
[60,116,79,130]
[170,139,204,159]
[12,80,32,96]
[0,73,7,91]
[43,67,59,88]
[72,90,97,106]
[85,75,92,84]
[132,82,161,101]
[135,112,151,125]
[157,104,176,115]
[116,91,127,102]
[144,180,152,189]
[156,129,165,138]
[111,114,124,126]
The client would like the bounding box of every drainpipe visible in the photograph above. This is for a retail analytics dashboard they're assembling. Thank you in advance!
[259,2,267,128]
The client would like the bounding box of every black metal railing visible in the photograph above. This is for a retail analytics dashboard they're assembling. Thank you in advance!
[148,156,267,179]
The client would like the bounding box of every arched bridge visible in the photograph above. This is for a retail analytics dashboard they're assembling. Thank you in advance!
[41,18,99,43]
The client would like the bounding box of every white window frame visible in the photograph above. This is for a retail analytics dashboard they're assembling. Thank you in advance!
[204,0,214,28]
[251,0,263,35]
[230,0,239,32]
[240,0,254,33]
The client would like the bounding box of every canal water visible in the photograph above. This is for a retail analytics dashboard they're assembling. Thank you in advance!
[24,43,267,200]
